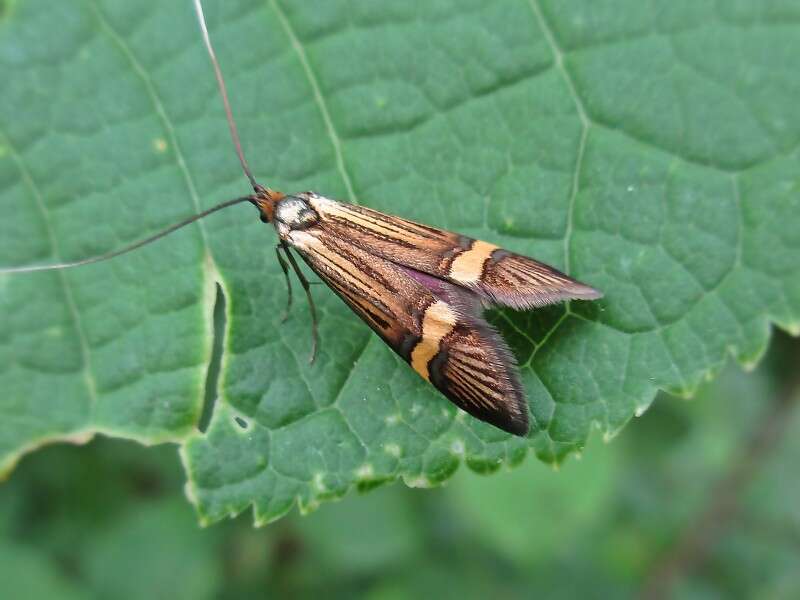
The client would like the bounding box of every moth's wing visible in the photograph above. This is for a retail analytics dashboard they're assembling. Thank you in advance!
[308,194,601,310]
[286,226,529,436]
[459,245,603,310]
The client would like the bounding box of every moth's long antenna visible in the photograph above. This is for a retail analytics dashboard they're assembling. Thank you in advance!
[192,0,258,190]
[0,196,251,274]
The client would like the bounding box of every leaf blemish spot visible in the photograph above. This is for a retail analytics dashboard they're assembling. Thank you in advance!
[234,416,249,429]
[313,472,327,492]
[406,476,431,488]
[384,414,400,426]
[383,443,401,458]
[450,440,465,455]
[153,138,168,153]
[355,464,374,480]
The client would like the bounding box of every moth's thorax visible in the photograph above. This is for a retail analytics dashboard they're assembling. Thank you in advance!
[273,192,320,239]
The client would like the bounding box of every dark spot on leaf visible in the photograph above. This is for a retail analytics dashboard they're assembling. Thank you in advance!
[234,416,249,429]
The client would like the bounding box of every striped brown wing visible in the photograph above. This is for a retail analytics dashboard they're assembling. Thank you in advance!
[307,194,601,310]
[285,226,529,436]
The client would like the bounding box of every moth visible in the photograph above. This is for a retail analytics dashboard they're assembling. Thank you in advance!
[256,187,600,435]
[3,0,602,437]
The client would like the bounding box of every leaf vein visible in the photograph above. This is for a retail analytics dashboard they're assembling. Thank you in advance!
[270,0,359,205]
[0,128,98,406]
[528,0,590,277]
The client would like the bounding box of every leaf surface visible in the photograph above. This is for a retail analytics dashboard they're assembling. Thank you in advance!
[0,0,798,523]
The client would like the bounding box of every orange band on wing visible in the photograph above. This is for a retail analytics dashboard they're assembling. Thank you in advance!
[410,300,457,380]
[448,240,498,284]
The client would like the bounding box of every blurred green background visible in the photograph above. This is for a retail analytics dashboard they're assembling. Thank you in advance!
[1,332,797,599]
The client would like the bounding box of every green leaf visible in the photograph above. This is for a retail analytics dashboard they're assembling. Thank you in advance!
[83,498,222,600]
[292,485,423,576]
[447,432,619,568]
[1,0,798,524]
[0,541,90,600]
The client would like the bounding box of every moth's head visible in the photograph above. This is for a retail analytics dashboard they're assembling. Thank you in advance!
[272,192,320,238]
[249,184,286,223]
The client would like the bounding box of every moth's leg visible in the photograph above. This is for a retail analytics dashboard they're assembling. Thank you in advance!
[282,242,319,363]
[275,244,293,322]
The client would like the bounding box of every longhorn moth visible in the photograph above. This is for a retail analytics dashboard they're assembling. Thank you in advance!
[2,0,602,436]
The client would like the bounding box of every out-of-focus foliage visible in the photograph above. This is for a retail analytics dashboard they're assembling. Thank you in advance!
[1,334,797,599]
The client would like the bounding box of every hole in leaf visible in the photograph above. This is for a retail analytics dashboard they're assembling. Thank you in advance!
[198,282,226,433]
